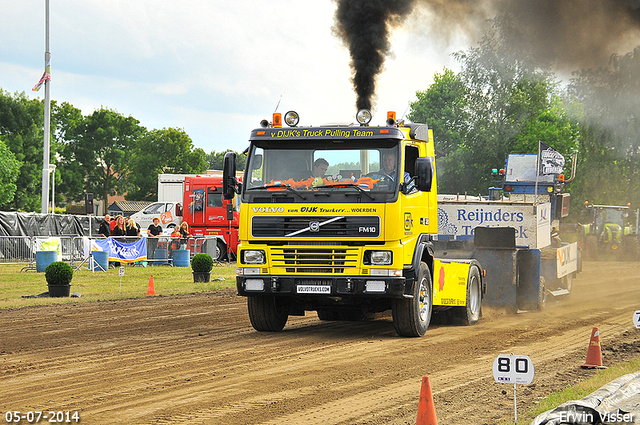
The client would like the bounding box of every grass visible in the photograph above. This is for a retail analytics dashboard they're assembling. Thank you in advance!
[502,356,640,425]
[0,262,238,309]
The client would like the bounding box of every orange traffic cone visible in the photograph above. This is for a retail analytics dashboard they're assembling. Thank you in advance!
[581,327,606,369]
[147,275,156,296]
[416,376,438,425]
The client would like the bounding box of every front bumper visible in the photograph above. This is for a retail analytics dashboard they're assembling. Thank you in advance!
[236,275,409,298]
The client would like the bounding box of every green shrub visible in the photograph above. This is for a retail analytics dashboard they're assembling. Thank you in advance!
[191,253,214,273]
[45,261,74,286]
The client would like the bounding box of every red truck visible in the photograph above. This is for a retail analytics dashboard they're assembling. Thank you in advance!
[182,175,240,260]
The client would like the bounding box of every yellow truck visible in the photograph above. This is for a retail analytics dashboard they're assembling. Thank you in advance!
[223,110,485,337]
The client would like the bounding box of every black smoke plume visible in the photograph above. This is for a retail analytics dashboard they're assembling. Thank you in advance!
[333,0,415,111]
[333,0,640,110]
[419,0,640,71]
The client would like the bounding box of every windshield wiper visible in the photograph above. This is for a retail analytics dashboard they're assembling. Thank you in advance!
[247,183,306,200]
[315,183,375,201]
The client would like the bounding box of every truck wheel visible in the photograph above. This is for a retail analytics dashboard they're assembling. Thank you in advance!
[392,262,432,337]
[215,239,227,262]
[247,296,288,332]
[537,277,547,310]
[562,273,573,295]
[453,267,482,326]
[585,235,598,260]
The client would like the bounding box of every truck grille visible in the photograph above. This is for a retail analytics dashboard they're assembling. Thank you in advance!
[271,247,359,273]
[252,216,380,238]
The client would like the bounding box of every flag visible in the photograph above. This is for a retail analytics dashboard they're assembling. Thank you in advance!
[32,57,51,92]
[538,142,565,175]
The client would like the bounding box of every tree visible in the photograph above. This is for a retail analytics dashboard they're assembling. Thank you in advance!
[408,68,470,194]
[52,101,85,205]
[0,90,46,211]
[567,47,640,208]
[66,108,144,203]
[206,150,247,171]
[126,128,207,201]
[409,20,580,195]
[0,138,21,205]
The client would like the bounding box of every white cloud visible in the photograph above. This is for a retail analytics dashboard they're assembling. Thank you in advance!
[0,0,466,153]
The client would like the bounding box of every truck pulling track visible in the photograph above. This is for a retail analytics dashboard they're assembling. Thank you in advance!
[1,261,640,424]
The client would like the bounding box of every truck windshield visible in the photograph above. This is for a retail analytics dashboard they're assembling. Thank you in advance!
[243,141,401,202]
[505,154,555,183]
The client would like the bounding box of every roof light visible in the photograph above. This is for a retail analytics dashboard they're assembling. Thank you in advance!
[386,111,396,126]
[273,113,282,128]
[284,111,299,127]
[356,109,372,126]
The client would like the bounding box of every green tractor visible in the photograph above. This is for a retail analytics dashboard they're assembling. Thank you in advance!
[581,203,639,260]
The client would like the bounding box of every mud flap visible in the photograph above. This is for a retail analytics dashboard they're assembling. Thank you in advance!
[472,227,518,311]
[516,249,543,310]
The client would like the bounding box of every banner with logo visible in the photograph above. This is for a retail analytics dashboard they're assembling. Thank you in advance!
[538,142,565,175]
[92,238,147,263]
[35,237,62,261]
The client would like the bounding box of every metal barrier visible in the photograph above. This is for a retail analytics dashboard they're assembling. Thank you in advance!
[0,235,226,269]
[0,236,34,265]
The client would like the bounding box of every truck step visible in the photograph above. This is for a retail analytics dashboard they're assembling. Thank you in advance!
[547,288,570,297]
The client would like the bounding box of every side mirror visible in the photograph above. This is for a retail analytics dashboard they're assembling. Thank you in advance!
[415,157,434,192]
[223,152,237,200]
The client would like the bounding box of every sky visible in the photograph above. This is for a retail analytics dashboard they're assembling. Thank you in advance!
[0,0,467,154]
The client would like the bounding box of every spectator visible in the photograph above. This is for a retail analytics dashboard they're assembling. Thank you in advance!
[112,215,126,240]
[126,217,141,238]
[99,214,111,237]
[126,217,141,266]
[111,215,126,266]
[179,221,191,250]
[147,217,163,262]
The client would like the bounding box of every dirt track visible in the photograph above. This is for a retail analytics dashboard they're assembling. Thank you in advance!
[2,261,640,425]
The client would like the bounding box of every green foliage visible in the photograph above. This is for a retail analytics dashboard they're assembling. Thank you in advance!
[0,90,46,211]
[126,128,207,201]
[206,150,246,171]
[45,261,74,286]
[191,253,214,273]
[0,138,21,205]
[409,21,581,196]
[566,47,640,211]
[408,68,469,155]
[66,108,145,203]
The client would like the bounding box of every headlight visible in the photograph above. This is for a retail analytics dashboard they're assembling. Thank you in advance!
[356,109,372,125]
[365,250,392,265]
[242,250,265,264]
[284,110,300,127]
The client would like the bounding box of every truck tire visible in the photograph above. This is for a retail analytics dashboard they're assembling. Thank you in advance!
[452,266,482,326]
[247,296,288,332]
[585,235,598,260]
[215,239,227,262]
[392,262,432,337]
[562,273,573,296]
[537,277,547,310]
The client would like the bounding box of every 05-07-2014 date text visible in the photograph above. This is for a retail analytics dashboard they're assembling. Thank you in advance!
[4,411,80,423]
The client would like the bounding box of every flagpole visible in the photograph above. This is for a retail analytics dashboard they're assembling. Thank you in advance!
[40,0,51,214]
[534,140,541,211]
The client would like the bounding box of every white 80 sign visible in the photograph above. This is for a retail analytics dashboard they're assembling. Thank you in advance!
[492,354,534,385]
